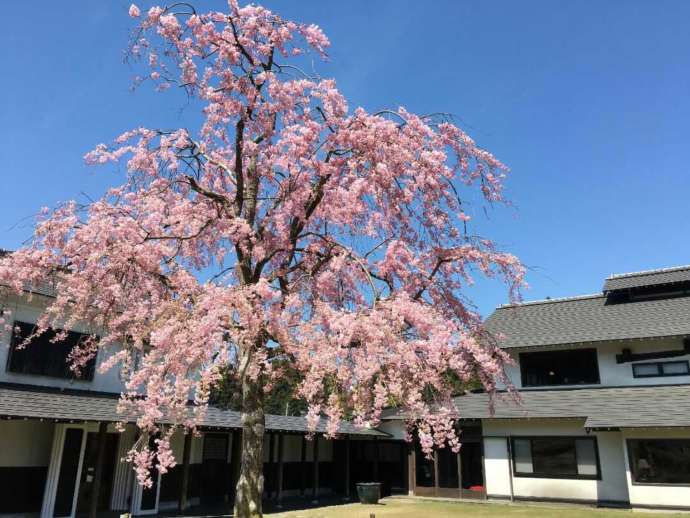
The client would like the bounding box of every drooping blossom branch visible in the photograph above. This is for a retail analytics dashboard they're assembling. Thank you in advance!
[0,1,524,494]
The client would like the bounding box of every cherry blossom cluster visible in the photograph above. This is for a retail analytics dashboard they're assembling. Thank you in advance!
[0,1,524,486]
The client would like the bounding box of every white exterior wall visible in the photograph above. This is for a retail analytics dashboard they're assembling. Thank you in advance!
[482,419,629,504]
[0,297,125,394]
[483,436,511,497]
[0,420,54,467]
[593,431,629,504]
[504,337,690,390]
[622,428,690,510]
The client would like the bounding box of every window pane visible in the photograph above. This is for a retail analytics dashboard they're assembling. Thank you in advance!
[575,439,597,476]
[662,362,690,375]
[513,439,533,474]
[629,439,690,484]
[633,363,660,377]
[532,438,578,476]
[203,434,228,461]
[437,448,459,488]
[8,321,96,380]
[520,349,599,387]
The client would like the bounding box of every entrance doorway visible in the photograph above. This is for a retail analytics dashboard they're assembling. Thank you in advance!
[131,434,162,515]
[412,423,486,499]
[75,432,119,514]
[201,433,230,505]
[459,441,485,498]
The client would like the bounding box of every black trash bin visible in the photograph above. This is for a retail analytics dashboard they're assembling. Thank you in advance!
[356,482,381,504]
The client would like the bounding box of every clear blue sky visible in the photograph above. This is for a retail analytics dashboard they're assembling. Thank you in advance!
[1,1,689,316]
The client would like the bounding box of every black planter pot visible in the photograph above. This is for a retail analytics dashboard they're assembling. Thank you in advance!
[356,482,381,504]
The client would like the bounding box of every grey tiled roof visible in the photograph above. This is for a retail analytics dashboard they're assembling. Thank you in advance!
[451,384,690,429]
[604,265,690,292]
[485,294,690,349]
[0,385,386,437]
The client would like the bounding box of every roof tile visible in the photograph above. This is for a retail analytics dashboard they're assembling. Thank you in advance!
[451,385,690,428]
[0,385,386,437]
[485,294,690,348]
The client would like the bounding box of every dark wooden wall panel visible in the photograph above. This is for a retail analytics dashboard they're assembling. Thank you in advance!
[0,466,48,512]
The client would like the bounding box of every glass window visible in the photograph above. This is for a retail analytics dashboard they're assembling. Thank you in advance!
[662,361,690,376]
[7,321,96,380]
[632,363,660,377]
[512,437,599,479]
[628,439,690,484]
[532,437,578,476]
[437,448,459,488]
[575,439,598,476]
[519,349,600,387]
[632,361,690,378]
[513,439,533,474]
[203,433,228,461]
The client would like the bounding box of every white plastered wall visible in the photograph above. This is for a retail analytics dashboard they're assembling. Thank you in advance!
[482,419,629,504]
[504,338,690,390]
[622,428,690,510]
[0,420,54,467]
[0,295,125,394]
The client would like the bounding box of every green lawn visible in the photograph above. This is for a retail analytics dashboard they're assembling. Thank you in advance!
[267,497,686,518]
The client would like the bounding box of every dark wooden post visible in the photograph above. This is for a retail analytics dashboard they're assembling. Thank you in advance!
[88,422,108,518]
[433,450,439,497]
[268,432,275,499]
[373,437,380,482]
[456,449,463,498]
[311,437,320,503]
[230,429,242,497]
[276,433,285,507]
[178,430,192,513]
[407,444,416,495]
[300,436,307,497]
[343,437,351,500]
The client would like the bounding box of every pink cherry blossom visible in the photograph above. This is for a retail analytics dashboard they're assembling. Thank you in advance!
[0,3,524,516]
[128,4,140,18]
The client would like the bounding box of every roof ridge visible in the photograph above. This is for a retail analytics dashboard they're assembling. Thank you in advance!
[607,264,690,280]
[497,293,603,308]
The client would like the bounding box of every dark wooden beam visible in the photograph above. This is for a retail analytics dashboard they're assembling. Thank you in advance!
[268,432,275,499]
[300,435,307,497]
[178,430,192,514]
[88,422,108,518]
[433,449,439,497]
[373,437,380,482]
[400,442,407,493]
[230,429,242,498]
[343,437,351,501]
[312,437,320,503]
[456,449,462,498]
[616,341,690,364]
[276,433,285,507]
[408,443,416,495]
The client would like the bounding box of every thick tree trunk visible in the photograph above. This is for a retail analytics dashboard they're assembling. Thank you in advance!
[233,375,265,518]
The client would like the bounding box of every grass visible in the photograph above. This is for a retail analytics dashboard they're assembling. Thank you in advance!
[266,497,687,518]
